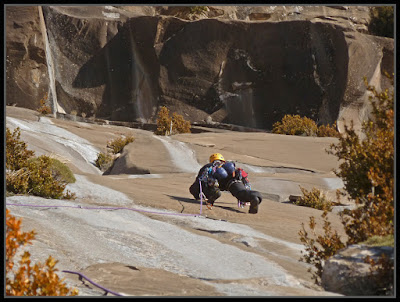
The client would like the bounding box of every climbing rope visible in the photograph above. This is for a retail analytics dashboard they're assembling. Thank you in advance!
[62,270,123,296]
[6,203,201,217]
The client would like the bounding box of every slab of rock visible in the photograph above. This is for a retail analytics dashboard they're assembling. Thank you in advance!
[321,244,394,296]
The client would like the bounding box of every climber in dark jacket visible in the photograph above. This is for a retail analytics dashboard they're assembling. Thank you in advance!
[189,153,225,207]
[190,153,262,213]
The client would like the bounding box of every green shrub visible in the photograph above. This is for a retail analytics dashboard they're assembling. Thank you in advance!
[7,155,75,199]
[296,187,333,211]
[361,234,394,247]
[95,152,115,171]
[107,135,135,154]
[368,6,394,38]
[28,157,76,184]
[272,114,318,136]
[155,106,191,135]
[6,127,75,200]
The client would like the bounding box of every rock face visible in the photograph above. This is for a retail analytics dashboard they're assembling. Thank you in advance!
[321,244,394,296]
[5,5,394,132]
[5,6,49,110]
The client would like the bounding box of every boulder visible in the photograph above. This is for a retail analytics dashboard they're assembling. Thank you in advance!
[5,6,394,133]
[321,244,394,296]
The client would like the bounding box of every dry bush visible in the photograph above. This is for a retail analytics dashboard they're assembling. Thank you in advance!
[298,75,394,291]
[364,253,394,295]
[36,93,52,115]
[273,114,339,137]
[6,127,35,170]
[296,187,333,211]
[155,106,172,135]
[272,114,318,136]
[155,106,191,135]
[6,209,78,296]
[95,152,115,171]
[172,112,191,134]
[298,210,346,285]
[107,135,135,154]
[317,122,340,138]
[95,134,134,171]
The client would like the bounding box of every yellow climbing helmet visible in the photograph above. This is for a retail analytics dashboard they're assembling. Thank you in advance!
[209,153,225,163]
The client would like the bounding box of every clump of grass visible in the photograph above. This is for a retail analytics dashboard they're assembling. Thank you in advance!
[361,235,394,247]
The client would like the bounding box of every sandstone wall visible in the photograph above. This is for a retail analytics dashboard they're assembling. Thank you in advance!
[5,5,394,132]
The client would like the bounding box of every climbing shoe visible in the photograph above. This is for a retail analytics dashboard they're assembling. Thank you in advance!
[248,198,259,214]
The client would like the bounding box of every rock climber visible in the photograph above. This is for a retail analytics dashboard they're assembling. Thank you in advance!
[189,153,262,214]
[189,153,224,208]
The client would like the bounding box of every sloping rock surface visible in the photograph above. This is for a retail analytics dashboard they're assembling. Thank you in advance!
[6,106,352,297]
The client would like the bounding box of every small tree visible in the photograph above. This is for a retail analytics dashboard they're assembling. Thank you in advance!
[155,106,172,135]
[298,75,394,290]
[6,209,78,296]
[37,93,52,115]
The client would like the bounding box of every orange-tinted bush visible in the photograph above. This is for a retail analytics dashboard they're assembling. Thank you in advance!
[272,114,318,136]
[155,106,191,135]
[296,187,333,211]
[37,93,52,115]
[298,210,346,285]
[6,209,78,296]
[317,122,340,138]
[107,135,135,154]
